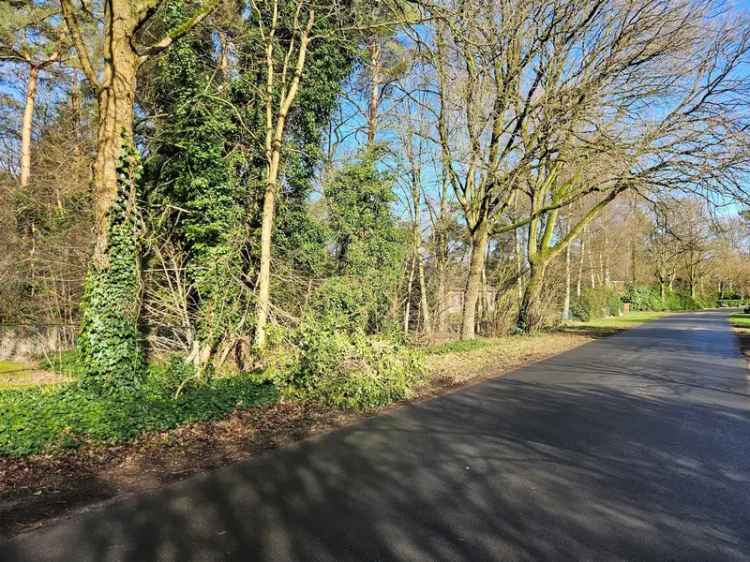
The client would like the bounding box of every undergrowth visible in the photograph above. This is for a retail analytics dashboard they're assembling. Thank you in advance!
[0,367,277,457]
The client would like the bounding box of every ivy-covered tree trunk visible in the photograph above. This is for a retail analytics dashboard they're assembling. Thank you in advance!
[75,17,144,388]
[77,142,145,390]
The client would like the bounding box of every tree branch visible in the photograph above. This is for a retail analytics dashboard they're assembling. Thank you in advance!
[60,0,100,89]
[135,0,220,62]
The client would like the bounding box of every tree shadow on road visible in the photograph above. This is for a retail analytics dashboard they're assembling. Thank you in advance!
[2,343,749,562]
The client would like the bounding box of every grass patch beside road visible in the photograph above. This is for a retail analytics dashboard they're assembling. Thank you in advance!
[424,332,593,389]
[729,313,750,328]
[729,314,750,362]
[564,311,672,337]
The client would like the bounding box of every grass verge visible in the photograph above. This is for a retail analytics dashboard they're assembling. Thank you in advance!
[563,311,672,337]
[423,332,591,389]
[729,313,750,329]
[729,313,750,361]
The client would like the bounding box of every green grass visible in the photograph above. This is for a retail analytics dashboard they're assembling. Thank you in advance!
[729,313,750,328]
[0,360,51,390]
[0,360,29,374]
[426,338,496,355]
[428,312,671,354]
[0,372,278,457]
[564,311,672,335]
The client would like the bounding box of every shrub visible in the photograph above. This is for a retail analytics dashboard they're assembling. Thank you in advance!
[625,285,663,311]
[278,322,425,411]
[308,276,386,334]
[0,371,277,457]
[571,287,622,321]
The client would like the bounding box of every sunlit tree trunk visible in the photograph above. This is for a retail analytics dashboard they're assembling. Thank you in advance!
[577,232,586,298]
[518,261,547,330]
[19,65,39,189]
[562,239,572,321]
[418,257,431,339]
[403,254,416,335]
[254,5,314,349]
[461,220,489,340]
[367,37,381,146]
[515,226,524,301]
[434,194,450,334]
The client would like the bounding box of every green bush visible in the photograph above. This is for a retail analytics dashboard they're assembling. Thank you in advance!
[624,285,714,312]
[624,285,663,311]
[278,323,425,411]
[607,292,623,317]
[308,276,387,334]
[0,370,277,457]
[667,290,714,311]
[572,287,622,321]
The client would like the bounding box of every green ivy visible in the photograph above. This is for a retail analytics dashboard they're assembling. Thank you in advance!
[144,0,247,361]
[0,372,277,457]
[77,141,145,392]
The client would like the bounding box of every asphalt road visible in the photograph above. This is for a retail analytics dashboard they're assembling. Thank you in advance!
[2,311,749,561]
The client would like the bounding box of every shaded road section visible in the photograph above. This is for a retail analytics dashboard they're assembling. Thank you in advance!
[2,311,749,561]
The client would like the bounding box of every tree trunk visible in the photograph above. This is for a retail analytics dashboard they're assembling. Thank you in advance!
[435,262,448,334]
[518,261,547,332]
[91,23,140,268]
[253,10,313,350]
[603,227,610,286]
[418,256,432,340]
[576,233,585,298]
[461,221,489,340]
[434,196,450,335]
[514,226,524,301]
[403,254,416,335]
[367,38,381,146]
[562,240,572,321]
[20,65,39,189]
[254,175,277,349]
[218,31,230,80]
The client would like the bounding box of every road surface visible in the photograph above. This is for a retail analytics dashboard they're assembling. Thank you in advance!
[2,311,749,561]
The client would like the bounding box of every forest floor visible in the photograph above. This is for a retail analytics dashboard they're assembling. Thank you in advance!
[0,312,668,540]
